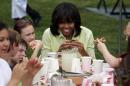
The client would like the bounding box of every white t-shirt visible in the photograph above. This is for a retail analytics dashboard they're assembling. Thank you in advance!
[12,0,27,18]
[0,58,12,86]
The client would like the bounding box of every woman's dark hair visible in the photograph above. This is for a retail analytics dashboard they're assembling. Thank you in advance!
[50,2,81,37]
[116,52,130,86]
[14,19,33,34]
[0,21,8,31]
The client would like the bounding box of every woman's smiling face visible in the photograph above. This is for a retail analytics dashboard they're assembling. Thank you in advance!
[0,29,10,56]
[59,22,75,39]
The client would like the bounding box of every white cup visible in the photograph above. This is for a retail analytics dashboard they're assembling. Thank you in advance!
[71,58,82,73]
[81,56,92,73]
[44,58,59,73]
[103,63,110,72]
[93,59,104,74]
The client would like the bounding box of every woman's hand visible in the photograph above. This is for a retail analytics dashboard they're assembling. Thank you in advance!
[58,40,88,56]
[58,40,72,51]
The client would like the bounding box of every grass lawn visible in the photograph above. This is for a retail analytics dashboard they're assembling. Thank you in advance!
[0,0,130,59]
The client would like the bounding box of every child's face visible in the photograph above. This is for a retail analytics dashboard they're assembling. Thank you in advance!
[0,29,10,57]
[124,23,130,40]
[11,44,26,63]
[21,25,35,44]
[124,22,130,40]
